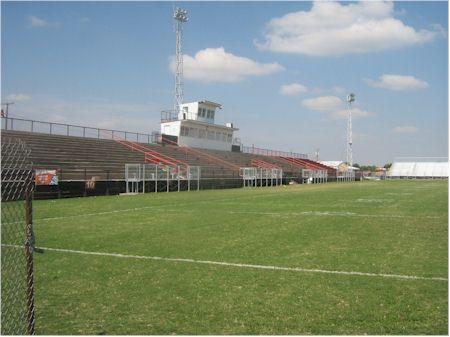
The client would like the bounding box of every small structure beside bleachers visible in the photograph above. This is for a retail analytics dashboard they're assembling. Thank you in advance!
[161,100,238,151]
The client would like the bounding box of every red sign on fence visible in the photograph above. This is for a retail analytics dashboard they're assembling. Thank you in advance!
[35,169,58,186]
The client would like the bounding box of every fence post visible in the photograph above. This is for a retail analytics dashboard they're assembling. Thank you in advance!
[155,165,158,193]
[58,169,62,199]
[106,170,110,195]
[25,170,36,335]
[49,123,52,134]
[84,169,87,197]
[67,125,69,136]
[83,127,86,138]
[166,168,169,193]
[31,121,34,133]
[178,166,180,192]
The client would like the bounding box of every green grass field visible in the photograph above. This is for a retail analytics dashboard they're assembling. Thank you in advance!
[32,180,448,334]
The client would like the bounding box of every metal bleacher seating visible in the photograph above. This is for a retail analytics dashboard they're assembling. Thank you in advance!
[2,128,337,182]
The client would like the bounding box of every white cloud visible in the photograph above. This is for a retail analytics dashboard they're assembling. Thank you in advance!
[28,16,49,27]
[332,86,347,94]
[280,83,308,96]
[5,93,31,102]
[255,1,438,56]
[170,47,284,83]
[365,74,429,91]
[331,107,375,120]
[393,126,419,133]
[302,95,374,119]
[301,96,343,111]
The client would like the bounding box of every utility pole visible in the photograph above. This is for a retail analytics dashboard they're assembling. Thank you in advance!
[1,102,14,117]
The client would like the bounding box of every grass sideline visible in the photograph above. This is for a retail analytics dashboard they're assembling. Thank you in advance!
[32,180,447,334]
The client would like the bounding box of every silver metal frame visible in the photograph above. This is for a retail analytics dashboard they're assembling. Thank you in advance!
[240,167,282,188]
[301,169,328,184]
[337,171,355,182]
[126,163,200,193]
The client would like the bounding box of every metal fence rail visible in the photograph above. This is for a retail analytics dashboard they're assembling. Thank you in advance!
[1,117,156,144]
[241,145,308,159]
[1,138,36,335]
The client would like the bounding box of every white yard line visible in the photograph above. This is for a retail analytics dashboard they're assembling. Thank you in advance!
[3,244,446,282]
[229,210,443,219]
[35,207,443,222]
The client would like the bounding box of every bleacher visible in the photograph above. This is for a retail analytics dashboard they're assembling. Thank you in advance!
[1,130,241,180]
[1,118,335,195]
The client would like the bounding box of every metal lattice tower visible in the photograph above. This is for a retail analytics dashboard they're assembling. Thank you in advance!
[346,93,355,170]
[173,8,188,115]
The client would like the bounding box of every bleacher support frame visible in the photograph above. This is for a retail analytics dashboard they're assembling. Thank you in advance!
[301,169,328,184]
[337,171,355,182]
[240,167,282,188]
[125,163,200,193]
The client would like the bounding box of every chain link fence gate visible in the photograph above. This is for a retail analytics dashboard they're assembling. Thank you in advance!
[1,138,36,335]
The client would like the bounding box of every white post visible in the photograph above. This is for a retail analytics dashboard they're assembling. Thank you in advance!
[142,164,145,193]
[178,165,180,192]
[260,168,263,187]
[188,166,191,191]
[125,165,129,194]
[167,167,169,193]
[155,165,158,193]
[197,167,200,191]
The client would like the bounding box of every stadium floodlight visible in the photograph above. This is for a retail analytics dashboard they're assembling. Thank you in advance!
[347,93,355,103]
[346,93,355,171]
[174,8,188,22]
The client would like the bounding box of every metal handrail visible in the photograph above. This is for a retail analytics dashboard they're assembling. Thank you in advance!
[241,145,308,159]
[1,116,156,144]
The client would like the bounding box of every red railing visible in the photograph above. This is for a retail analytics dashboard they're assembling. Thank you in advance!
[161,138,241,171]
[242,145,308,159]
[279,157,337,175]
[104,130,187,169]
[251,159,280,169]
[279,157,320,170]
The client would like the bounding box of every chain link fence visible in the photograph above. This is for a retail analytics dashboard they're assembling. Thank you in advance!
[1,138,36,335]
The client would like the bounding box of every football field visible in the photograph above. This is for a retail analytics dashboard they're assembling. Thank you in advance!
[32,180,448,334]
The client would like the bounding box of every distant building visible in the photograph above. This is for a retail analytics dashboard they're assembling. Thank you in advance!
[320,161,360,172]
[161,100,238,151]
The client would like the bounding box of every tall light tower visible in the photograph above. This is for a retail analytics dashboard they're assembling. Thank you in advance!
[173,7,188,115]
[346,93,355,170]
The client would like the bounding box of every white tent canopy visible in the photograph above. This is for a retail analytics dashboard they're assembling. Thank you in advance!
[388,161,448,178]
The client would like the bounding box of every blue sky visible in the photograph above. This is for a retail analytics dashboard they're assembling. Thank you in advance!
[2,1,448,165]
